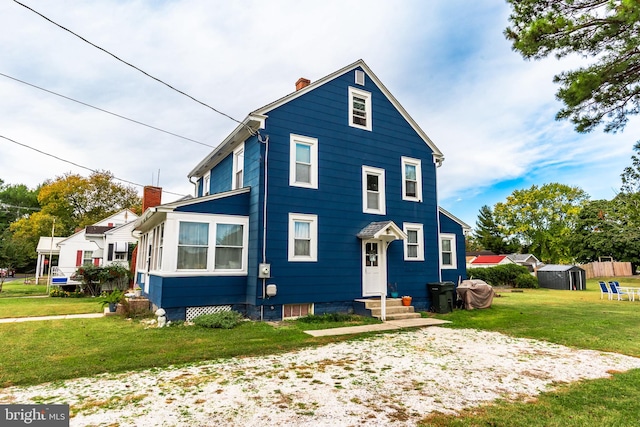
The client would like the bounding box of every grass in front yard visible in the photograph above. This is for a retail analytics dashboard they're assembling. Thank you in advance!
[0,296,102,318]
[0,282,48,298]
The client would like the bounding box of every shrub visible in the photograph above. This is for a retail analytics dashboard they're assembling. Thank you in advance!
[49,288,84,298]
[467,264,531,287]
[193,311,244,329]
[514,273,539,289]
[297,313,361,323]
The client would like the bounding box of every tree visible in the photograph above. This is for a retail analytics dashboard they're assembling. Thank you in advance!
[0,180,40,234]
[493,183,589,263]
[571,197,640,271]
[505,0,640,133]
[37,170,141,235]
[621,141,640,194]
[473,205,521,254]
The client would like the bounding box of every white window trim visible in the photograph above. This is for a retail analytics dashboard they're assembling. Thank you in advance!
[362,165,386,215]
[349,87,372,131]
[401,156,422,202]
[169,213,249,275]
[203,172,210,196]
[232,143,245,190]
[289,134,318,189]
[440,233,457,269]
[288,213,318,262]
[403,223,424,261]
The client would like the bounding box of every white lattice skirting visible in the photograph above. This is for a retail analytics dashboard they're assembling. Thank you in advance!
[186,305,232,321]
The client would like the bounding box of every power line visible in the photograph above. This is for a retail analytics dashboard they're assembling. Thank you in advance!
[13,0,256,136]
[0,72,215,149]
[0,134,189,197]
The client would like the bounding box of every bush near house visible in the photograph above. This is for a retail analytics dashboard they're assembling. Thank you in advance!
[72,264,131,296]
[192,311,244,329]
[467,264,533,287]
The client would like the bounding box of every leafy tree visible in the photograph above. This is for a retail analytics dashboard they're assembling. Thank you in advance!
[571,197,640,271]
[37,170,141,235]
[0,180,40,234]
[473,205,521,254]
[505,0,640,133]
[493,183,589,263]
[621,141,640,194]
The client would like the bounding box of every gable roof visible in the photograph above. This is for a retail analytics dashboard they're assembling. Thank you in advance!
[471,255,509,265]
[188,59,444,178]
[439,207,471,233]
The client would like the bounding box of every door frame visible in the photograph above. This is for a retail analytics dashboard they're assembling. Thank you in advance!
[361,239,387,297]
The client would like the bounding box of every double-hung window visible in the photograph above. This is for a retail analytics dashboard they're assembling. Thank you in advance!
[288,213,318,261]
[362,166,386,215]
[177,222,209,270]
[349,87,372,131]
[289,134,318,189]
[440,233,457,269]
[403,223,424,261]
[401,157,422,202]
[232,144,245,190]
[215,223,244,269]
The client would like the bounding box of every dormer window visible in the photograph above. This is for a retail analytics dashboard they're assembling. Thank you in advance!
[349,87,372,131]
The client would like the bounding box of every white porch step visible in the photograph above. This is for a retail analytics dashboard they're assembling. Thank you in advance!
[355,298,421,320]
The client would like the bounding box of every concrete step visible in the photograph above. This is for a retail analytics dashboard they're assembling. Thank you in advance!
[355,298,405,309]
[375,312,422,320]
[369,305,417,316]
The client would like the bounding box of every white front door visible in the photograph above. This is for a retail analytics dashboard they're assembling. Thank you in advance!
[362,240,386,296]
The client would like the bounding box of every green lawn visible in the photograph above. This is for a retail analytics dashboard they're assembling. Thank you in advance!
[2,277,640,426]
[0,295,102,318]
[0,281,48,298]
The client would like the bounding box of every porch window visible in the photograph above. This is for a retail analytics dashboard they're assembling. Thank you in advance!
[362,166,386,214]
[288,213,318,261]
[214,223,244,270]
[177,222,209,270]
[401,157,422,202]
[440,233,457,269]
[403,223,424,261]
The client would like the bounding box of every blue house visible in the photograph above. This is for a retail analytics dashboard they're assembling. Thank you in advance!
[133,60,470,321]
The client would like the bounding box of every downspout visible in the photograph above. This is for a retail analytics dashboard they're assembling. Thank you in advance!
[434,156,444,282]
[258,133,270,321]
[188,176,197,197]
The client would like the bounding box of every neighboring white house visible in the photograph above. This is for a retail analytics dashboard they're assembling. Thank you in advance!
[35,209,138,284]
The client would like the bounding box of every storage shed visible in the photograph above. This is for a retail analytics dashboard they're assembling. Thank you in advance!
[537,265,586,290]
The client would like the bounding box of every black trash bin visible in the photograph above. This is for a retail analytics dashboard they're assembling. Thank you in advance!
[427,282,455,313]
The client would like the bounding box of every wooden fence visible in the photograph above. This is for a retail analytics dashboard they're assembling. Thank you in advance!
[577,262,632,279]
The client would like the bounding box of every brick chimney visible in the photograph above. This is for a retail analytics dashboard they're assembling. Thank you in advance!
[142,185,162,212]
[296,77,310,91]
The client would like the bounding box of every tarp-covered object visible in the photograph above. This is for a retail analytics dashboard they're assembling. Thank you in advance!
[457,279,495,310]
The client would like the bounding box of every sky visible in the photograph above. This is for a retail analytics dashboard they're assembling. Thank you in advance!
[1,0,638,228]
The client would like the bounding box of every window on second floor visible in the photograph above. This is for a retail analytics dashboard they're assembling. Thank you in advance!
[401,157,422,202]
[362,166,386,215]
[232,144,245,190]
[349,87,372,131]
[289,134,318,189]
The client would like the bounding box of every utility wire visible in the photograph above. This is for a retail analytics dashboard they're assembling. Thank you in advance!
[13,0,257,136]
[0,134,189,197]
[0,72,215,149]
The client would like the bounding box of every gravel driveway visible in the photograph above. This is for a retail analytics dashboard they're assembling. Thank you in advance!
[2,326,640,426]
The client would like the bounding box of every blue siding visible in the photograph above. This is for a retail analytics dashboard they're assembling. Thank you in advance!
[210,155,233,194]
[174,191,250,216]
[439,212,467,283]
[158,275,247,308]
[257,67,441,309]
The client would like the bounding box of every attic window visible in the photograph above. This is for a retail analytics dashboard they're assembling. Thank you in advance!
[349,87,372,131]
[355,70,365,85]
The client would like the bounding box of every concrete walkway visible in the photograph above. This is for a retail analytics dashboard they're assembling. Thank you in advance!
[304,317,450,337]
[0,313,103,323]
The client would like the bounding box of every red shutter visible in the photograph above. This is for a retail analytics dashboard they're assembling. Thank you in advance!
[76,250,83,266]
[94,258,100,266]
